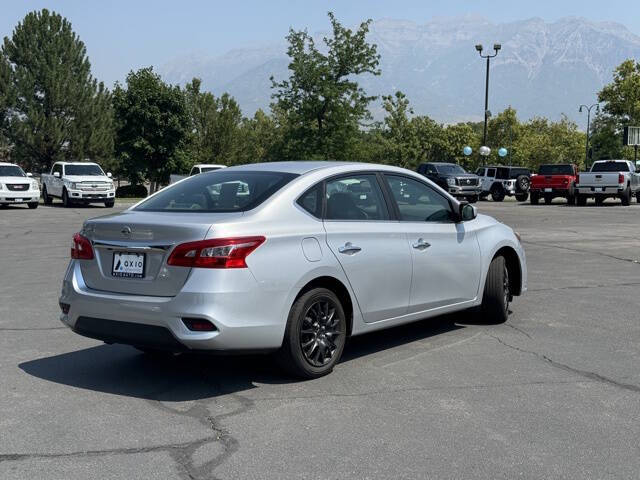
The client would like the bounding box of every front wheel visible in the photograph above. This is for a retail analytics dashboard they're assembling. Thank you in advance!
[620,187,631,206]
[490,185,505,202]
[466,195,478,204]
[515,192,528,202]
[62,189,71,208]
[479,255,510,324]
[544,195,552,205]
[277,288,347,379]
[27,202,38,209]
[105,200,115,208]
[42,186,52,205]
[577,194,587,206]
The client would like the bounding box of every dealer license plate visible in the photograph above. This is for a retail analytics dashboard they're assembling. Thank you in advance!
[595,187,603,192]
[112,252,145,278]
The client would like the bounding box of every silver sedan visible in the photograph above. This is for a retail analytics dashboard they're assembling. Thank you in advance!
[59,162,527,378]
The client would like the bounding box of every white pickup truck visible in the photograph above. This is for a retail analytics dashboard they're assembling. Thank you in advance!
[0,162,40,209]
[169,164,226,184]
[576,160,640,206]
[41,161,116,208]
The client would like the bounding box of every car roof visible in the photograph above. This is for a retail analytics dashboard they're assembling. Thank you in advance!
[0,162,19,166]
[223,161,360,175]
[55,161,100,165]
[194,164,226,168]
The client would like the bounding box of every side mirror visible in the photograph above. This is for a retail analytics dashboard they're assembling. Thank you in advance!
[26,172,33,177]
[458,202,477,222]
[53,172,60,178]
[107,172,112,178]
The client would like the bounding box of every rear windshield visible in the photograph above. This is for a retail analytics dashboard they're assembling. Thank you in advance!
[538,165,574,175]
[0,165,26,177]
[200,167,224,173]
[134,171,298,213]
[436,164,466,175]
[591,162,629,172]
[65,164,105,176]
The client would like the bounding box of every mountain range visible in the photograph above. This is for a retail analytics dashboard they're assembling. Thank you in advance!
[159,16,640,126]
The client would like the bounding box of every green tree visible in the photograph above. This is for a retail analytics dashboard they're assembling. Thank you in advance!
[271,11,380,159]
[0,9,113,172]
[184,78,243,167]
[238,109,280,163]
[598,60,640,126]
[112,67,188,189]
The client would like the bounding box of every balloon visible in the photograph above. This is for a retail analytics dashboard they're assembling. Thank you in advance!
[498,147,508,157]
[463,146,472,156]
[479,146,491,156]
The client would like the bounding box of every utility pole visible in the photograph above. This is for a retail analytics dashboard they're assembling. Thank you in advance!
[579,103,599,169]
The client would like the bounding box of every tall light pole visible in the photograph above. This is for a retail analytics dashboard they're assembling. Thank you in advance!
[476,43,501,164]
[579,103,599,169]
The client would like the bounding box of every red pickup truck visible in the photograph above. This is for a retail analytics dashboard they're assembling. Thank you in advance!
[530,164,578,205]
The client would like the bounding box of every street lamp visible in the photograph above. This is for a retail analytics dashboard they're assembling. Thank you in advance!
[476,43,501,165]
[579,103,599,169]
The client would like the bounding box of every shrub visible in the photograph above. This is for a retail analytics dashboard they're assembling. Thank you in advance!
[116,184,148,198]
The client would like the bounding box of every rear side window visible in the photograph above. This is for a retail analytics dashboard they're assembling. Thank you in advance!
[297,184,323,218]
[591,162,629,172]
[325,174,389,221]
[538,165,574,175]
[486,168,496,178]
[135,171,298,212]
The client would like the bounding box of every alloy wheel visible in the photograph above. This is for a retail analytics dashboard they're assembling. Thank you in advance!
[300,298,343,367]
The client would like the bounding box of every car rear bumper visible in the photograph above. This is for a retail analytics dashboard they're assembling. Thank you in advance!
[531,187,571,195]
[59,261,288,351]
[577,186,623,195]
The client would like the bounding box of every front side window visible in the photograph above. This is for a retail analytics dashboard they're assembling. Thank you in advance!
[65,164,105,176]
[436,164,466,175]
[425,164,437,175]
[475,168,485,177]
[384,175,454,223]
[53,164,63,176]
[325,174,388,221]
[135,171,298,213]
[0,165,26,177]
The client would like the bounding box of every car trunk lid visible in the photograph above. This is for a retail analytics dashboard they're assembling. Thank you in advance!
[79,210,243,296]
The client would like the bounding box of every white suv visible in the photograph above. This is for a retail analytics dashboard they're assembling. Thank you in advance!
[0,162,40,209]
[475,166,531,202]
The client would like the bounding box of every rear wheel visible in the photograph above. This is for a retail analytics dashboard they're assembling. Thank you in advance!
[490,184,505,202]
[636,190,640,203]
[42,186,52,205]
[278,288,347,379]
[595,196,604,206]
[567,193,575,205]
[466,195,478,203]
[27,202,38,209]
[530,192,539,205]
[620,187,631,206]
[577,194,587,206]
[515,192,528,202]
[544,195,552,205]
[479,255,510,324]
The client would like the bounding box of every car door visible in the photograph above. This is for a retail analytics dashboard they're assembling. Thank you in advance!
[382,174,482,313]
[323,173,412,323]
[52,164,63,196]
[482,168,496,192]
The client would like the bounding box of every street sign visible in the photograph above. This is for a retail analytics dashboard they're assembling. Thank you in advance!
[623,126,640,146]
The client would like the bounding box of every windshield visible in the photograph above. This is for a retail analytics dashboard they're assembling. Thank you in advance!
[0,165,26,177]
[538,165,574,175]
[591,162,629,173]
[65,164,105,176]
[436,164,466,175]
[135,171,298,213]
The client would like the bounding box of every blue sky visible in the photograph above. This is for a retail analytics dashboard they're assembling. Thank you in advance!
[2,0,639,86]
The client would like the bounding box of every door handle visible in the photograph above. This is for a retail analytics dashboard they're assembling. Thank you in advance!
[412,238,431,250]
[338,242,362,255]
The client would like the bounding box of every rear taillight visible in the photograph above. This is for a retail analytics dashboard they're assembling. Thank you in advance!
[618,173,624,184]
[167,236,265,269]
[563,178,569,185]
[71,233,94,260]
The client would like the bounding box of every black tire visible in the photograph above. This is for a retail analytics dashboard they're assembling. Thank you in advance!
[277,288,347,379]
[466,195,478,204]
[490,184,505,202]
[515,192,528,202]
[544,195,552,205]
[134,346,179,358]
[479,255,510,324]
[62,188,71,208]
[620,187,631,206]
[516,175,530,193]
[479,193,488,201]
[577,194,587,206]
[105,200,115,208]
[27,202,38,209]
[530,192,539,205]
[636,191,640,203]
[567,194,575,205]
[42,186,52,205]
[595,196,604,206]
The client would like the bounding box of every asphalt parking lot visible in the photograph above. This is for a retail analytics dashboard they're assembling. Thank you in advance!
[1,199,639,479]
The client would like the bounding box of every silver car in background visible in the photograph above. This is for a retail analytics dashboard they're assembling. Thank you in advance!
[59,162,527,378]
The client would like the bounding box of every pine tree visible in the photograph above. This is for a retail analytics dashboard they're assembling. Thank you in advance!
[0,9,113,172]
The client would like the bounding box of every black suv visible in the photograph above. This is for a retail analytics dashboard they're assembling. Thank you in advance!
[417,162,482,202]
[475,166,531,202]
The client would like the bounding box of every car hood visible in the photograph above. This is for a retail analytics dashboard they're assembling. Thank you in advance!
[0,176,32,183]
